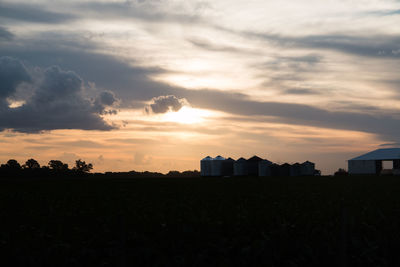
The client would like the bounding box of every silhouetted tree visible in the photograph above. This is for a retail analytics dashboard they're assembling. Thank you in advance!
[166,170,181,177]
[23,158,40,169]
[73,159,93,173]
[5,159,21,170]
[334,168,348,176]
[48,160,69,171]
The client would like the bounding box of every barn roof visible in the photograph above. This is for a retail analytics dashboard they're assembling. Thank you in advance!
[349,148,400,161]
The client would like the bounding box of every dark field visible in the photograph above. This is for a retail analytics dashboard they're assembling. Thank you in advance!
[1,176,400,266]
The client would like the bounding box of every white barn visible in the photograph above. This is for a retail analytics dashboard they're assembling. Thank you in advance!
[348,148,400,175]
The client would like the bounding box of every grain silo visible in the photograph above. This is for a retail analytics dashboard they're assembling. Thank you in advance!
[247,156,263,176]
[234,157,247,176]
[222,157,235,176]
[211,155,225,176]
[200,156,213,176]
[300,161,315,176]
[290,163,302,176]
[258,159,272,176]
[279,163,291,177]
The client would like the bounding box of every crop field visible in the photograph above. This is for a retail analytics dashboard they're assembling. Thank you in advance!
[1,176,400,266]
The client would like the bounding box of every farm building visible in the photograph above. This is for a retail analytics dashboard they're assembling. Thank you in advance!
[348,148,400,175]
[211,155,225,176]
[247,156,263,176]
[200,155,317,177]
[290,163,302,176]
[279,163,291,176]
[258,159,273,176]
[222,158,235,176]
[200,156,212,176]
[300,161,315,176]
[233,158,247,176]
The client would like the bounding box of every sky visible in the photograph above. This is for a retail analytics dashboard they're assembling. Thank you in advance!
[0,0,400,174]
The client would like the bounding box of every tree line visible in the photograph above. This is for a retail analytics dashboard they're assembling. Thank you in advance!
[0,158,93,177]
[0,158,200,178]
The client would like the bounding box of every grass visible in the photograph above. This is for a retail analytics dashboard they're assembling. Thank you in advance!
[1,175,400,266]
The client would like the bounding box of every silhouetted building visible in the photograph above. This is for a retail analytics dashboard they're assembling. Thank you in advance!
[290,163,302,176]
[200,156,212,176]
[279,163,291,176]
[247,156,263,176]
[234,157,247,176]
[200,155,317,177]
[300,161,315,176]
[211,155,225,176]
[269,163,280,176]
[222,157,235,176]
[258,159,273,176]
[348,148,400,175]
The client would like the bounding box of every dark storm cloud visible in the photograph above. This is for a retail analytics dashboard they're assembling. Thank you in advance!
[0,35,167,104]
[0,57,116,133]
[0,56,31,98]
[93,91,119,115]
[145,95,188,114]
[0,2,76,24]
[0,27,13,40]
[99,91,118,106]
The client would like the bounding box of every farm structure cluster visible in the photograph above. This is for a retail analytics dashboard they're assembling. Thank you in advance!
[200,155,316,177]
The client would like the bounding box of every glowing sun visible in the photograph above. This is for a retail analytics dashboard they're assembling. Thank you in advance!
[162,106,211,124]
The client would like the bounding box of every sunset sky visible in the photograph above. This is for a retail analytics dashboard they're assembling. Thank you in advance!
[0,0,400,174]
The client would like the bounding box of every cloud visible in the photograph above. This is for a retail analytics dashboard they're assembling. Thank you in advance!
[0,27,13,40]
[2,34,400,142]
[0,57,117,133]
[76,1,203,24]
[218,26,400,59]
[188,38,254,54]
[93,91,119,115]
[0,34,167,105]
[145,95,188,114]
[282,88,321,95]
[0,2,76,24]
[0,56,31,98]
[367,9,400,16]
[133,152,152,165]
[99,91,118,106]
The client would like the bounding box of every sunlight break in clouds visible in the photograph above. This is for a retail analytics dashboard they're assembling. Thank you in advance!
[162,106,213,124]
